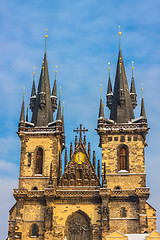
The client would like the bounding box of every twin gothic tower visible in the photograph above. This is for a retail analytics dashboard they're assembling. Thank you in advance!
[7,33,156,240]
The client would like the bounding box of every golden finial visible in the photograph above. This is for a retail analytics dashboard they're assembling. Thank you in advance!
[132,61,134,78]
[59,86,61,94]
[23,87,25,101]
[118,26,121,50]
[100,84,102,99]
[45,29,48,38]
[141,83,143,98]
[42,66,44,69]
[55,65,58,74]
[63,101,64,109]
[33,66,35,75]
[59,86,61,101]
[27,101,29,109]
[140,98,141,106]
[118,26,121,35]
[108,62,110,70]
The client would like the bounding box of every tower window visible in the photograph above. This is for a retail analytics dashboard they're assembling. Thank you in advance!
[121,207,127,218]
[31,224,38,237]
[120,147,126,170]
[117,145,129,171]
[28,152,31,167]
[35,148,43,174]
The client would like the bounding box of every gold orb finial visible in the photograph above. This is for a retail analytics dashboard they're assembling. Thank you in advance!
[132,61,134,69]
[55,65,58,73]
[118,26,121,35]
[45,28,48,38]
[108,62,110,70]
[33,66,35,75]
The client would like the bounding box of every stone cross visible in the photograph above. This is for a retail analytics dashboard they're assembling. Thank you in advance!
[73,124,88,139]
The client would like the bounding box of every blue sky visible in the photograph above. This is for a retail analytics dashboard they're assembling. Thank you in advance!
[0,0,160,238]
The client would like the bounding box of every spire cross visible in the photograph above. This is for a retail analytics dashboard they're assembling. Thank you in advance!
[73,124,88,139]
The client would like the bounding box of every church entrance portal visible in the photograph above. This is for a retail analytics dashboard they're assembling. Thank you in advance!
[66,211,92,240]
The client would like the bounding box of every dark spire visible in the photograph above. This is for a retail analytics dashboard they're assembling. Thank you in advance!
[51,66,58,113]
[98,160,100,180]
[140,98,147,120]
[65,149,68,168]
[106,63,113,109]
[130,62,137,109]
[56,90,62,121]
[99,88,104,118]
[109,33,135,123]
[70,142,73,160]
[93,151,96,170]
[31,35,53,126]
[62,102,65,133]
[26,105,28,122]
[30,69,36,112]
[19,92,25,123]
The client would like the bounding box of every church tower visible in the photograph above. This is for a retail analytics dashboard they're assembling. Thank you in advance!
[7,29,157,240]
[97,29,156,237]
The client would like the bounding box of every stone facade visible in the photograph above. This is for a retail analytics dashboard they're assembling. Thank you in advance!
[7,36,157,240]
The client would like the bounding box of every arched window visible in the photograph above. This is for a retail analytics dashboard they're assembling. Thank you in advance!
[121,207,127,218]
[35,148,43,174]
[28,152,31,167]
[120,147,126,170]
[31,224,38,237]
[117,145,129,171]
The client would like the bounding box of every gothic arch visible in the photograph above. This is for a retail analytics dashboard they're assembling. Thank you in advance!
[65,210,93,240]
[35,147,43,174]
[117,144,129,172]
[30,223,39,237]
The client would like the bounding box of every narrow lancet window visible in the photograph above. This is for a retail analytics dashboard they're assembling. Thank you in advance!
[31,224,38,237]
[120,147,126,170]
[35,148,43,174]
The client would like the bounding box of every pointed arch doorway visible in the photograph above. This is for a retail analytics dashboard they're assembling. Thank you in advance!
[65,211,92,240]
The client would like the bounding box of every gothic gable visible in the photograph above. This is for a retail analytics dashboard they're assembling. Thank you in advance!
[60,141,100,187]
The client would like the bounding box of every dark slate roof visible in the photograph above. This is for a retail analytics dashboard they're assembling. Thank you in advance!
[110,50,135,123]
[130,76,136,94]
[99,98,104,118]
[19,96,25,122]
[107,75,112,94]
[56,98,61,121]
[140,98,147,119]
[31,53,53,126]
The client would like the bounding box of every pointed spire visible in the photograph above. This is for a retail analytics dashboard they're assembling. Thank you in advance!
[130,61,137,109]
[56,88,62,120]
[19,90,25,122]
[88,142,91,161]
[98,160,100,180]
[109,32,135,123]
[31,67,36,97]
[107,62,113,109]
[26,103,29,122]
[62,102,65,133]
[140,86,147,121]
[52,66,57,96]
[130,62,136,93]
[65,149,68,168]
[31,33,53,126]
[99,86,104,118]
[93,151,96,170]
[70,142,73,160]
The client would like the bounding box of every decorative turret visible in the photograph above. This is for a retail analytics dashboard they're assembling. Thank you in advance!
[98,86,105,129]
[51,66,58,113]
[30,67,36,112]
[106,62,113,109]
[54,89,62,132]
[130,61,137,109]
[39,64,46,108]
